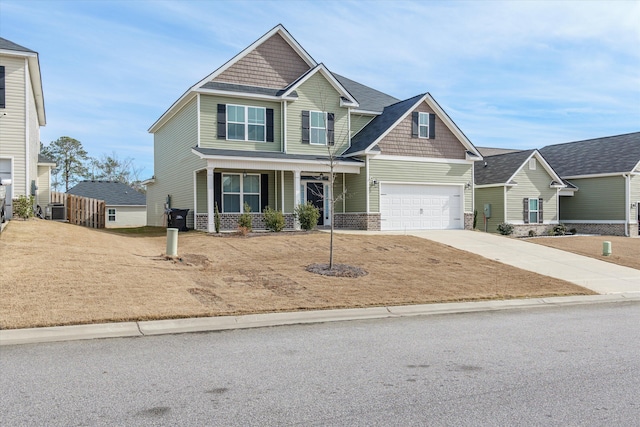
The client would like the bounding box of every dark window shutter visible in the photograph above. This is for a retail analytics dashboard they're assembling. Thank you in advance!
[266,108,274,142]
[214,172,222,213]
[217,104,226,139]
[327,113,335,146]
[301,110,310,143]
[0,66,5,109]
[428,113,436,139]
[261,174,269,212]
[523,198,529,223]
[538,198,543,223]
[411,112,419,138]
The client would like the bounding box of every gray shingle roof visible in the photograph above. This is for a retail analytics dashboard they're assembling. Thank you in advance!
[193,147,363,164]
[0,37,35,53]
[333,73,399,113]
[474,149,537,185]
[539,132,640,176]
[344,94,424,155]
[37,154,55,164]
[67,181,146,205]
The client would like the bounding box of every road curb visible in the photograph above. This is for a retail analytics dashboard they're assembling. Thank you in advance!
[2,293,639,346]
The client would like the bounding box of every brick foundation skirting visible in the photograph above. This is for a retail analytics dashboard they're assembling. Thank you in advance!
[510,224,554,237]
[562,223,628,237]
[464,213,474,231]
[333,213,381,231]
[195,213,295,231]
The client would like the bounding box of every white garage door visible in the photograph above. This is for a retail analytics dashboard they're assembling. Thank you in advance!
[380,183,463,231]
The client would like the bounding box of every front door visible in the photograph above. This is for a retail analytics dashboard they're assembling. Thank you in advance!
[306,182,324,226]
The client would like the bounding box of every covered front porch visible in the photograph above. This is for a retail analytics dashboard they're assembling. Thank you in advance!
[192,148,363,232]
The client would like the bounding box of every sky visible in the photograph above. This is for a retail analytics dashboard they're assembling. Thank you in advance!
[1,0,639,179]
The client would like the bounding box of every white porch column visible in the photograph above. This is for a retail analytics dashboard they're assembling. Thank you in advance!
[207,166,215,233]
[293,169,301,230]
[280,170,285,212]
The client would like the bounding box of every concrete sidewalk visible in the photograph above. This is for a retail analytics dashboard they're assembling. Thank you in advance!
[339,230,640,295]
[2,294,638,346]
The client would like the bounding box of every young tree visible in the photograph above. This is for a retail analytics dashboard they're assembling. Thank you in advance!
[42,136,90,192]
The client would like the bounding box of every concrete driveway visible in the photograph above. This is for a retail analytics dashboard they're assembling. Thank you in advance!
[337,230,640,294]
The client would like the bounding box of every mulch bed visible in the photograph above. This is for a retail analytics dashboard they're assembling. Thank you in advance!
[306,263,368,278]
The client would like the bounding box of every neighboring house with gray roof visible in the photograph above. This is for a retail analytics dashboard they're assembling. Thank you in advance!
[540,132,640,236]
[0,37,53,219]
[67,181,146,228]
[145,24,482,232]
[474,149,565,236]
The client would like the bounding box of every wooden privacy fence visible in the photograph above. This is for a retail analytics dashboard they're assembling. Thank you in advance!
[51,191,106,229]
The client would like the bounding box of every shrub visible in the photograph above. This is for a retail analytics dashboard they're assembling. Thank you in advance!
[497,222,514,235]
[263,206,285,232]
[553,223,568,236]
[214,202,221,233]
[294,202,320,231]
[528,229,536,237]
[13,195,34,220]
[238,202,252,232]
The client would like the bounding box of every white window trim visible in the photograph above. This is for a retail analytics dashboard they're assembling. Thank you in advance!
[310,110,327,145]
[227,104,266,143]
[222,173,261,213]
[107,208,116,222]
[418,112,430,139]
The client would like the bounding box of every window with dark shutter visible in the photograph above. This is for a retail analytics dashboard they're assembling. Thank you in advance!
[523,198,530,224]
[538,198,543,223]
[301,110,310,143]
[266,108,274,142]
[428,113,436,139]
[261,174,269,212]
[217,104,226,139]
[411,112,419,138]
[0,66,5,109]
[327,113,335,146]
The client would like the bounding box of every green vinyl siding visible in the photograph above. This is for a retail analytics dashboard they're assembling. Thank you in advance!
[196,170,207,213]
[475,187,505,233]
[368,159,473,213]
[505,162,558,223]
[147,98,206,227]
[350,114,375,138]
[286,73,349,155]
[560,176,626,221]
[200,95,281,151]
[283,171,294,213]
[332,173,344,213]
[344,169,367,212]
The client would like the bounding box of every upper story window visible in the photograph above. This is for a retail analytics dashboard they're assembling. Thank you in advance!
[227,105,265,142]
[411,112,436,139]
[310,111,327,145]
[217,104,274,143]
[302,110,334,146]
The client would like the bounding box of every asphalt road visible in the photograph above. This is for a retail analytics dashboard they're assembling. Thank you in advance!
[1,302,639,426]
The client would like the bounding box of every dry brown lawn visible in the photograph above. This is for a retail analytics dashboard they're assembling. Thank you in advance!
[528,235,640,271]
[0,219,593,329]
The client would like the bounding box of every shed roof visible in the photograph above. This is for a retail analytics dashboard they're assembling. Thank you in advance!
[67,181,146,206]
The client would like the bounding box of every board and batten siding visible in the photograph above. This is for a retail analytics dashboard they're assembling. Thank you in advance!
[368,159,473,213]
[474,187,505,233]
[286,73,349,155]
[0,56,27,197]
[559,176,626,221]
[505,163,558,223]
[200,95,282,152]
[147,98,205,227]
